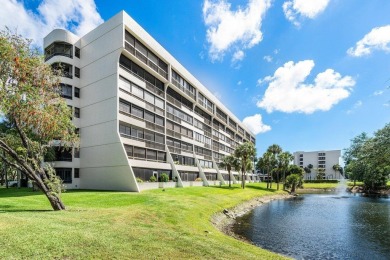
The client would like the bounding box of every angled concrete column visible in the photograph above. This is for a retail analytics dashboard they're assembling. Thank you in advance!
[212,158,226,185]
[166,145,183,188]
[193,152,209,186]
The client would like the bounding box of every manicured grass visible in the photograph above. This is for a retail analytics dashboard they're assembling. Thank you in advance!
[0,183,289,259]
[301,182,339,189]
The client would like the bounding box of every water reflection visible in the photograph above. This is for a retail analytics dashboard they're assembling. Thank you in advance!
[233,193,390,260]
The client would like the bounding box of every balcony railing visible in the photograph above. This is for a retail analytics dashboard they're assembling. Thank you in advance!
[171,78,196,100]
[145,121,164,134]
[166,112,181,124]
[197,99,213,113]
[125,42,168,79]
[216,113,227,124]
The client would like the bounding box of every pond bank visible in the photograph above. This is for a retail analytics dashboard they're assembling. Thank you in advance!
[211,193,293,242]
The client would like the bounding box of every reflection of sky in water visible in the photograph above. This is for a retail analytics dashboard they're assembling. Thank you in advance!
[233,194,390,260]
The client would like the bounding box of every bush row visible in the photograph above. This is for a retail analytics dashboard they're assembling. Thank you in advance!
[303,180,339,183]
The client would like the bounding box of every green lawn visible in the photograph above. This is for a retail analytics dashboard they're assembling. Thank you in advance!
[302,182,339,189]
[0,183,289,259]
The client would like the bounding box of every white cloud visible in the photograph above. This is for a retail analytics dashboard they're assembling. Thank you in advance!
[347,25,390,57]
[203,0,271,61]
[346,100,362,114]
[232,50,245,62]
[263,55,273,62]
[0,0,103,46]
[237,80,242,85]
[257,60,355,114]
[373,90,384,96]
[243,114,271,134]
[283,0,330,26]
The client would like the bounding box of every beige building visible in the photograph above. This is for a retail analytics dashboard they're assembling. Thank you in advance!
[293,150,342,180]
[43,11,256,191]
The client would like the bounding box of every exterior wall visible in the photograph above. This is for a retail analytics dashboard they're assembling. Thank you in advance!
[43,10,257,191]
[294,150,342,180]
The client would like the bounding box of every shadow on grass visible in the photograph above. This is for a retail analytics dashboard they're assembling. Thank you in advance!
[209,183,280,192]
[0,187,44,198]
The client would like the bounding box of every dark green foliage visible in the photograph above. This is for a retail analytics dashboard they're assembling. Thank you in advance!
[160,173,169,182]
[304,180,339,183]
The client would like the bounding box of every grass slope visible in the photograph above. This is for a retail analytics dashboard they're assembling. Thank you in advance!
[0,183,289,259]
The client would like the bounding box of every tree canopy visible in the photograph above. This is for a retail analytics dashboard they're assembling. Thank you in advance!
[343,123,390,189]
[0,29,78,210]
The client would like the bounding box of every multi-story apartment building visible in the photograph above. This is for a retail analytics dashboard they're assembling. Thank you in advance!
[43,11,256,192]
[293,150,342,180]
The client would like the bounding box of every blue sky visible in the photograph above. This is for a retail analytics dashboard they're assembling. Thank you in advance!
[2,0,389,156]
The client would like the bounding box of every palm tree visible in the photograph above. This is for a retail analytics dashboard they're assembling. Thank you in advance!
[262,151,273,189]
[307,164,313,180]
[234,142,256,189]
[266,144,282,189]
[280,151,293,190]
[219,155,239,188]
[333,164,340,179]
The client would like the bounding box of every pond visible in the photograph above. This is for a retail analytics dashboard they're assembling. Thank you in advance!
[233,192,390,260]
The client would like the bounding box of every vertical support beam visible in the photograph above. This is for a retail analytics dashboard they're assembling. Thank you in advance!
[193,151,209,186]
[212,158,225,185]
[166,145,183,188]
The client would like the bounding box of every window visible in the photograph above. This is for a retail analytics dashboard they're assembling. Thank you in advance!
[119,77,131,92]
[75,47,80,58]
[146,150,157,160]
[54,147,72,162]
[74,148,80,158]
[55,168,72,183]
[51,63,72,78]
[60,84,72,99]
[131,105,143,118]
[134,147,146,159]
[144,111,155,123]
[132,84,143,99]
[155,97,164,109]
[74,67,80,78]
[119,101,131,114]
[74,87,80,98]
[74,168,80,178]
[74,107,80,118]
[44,42,72,60]
[155,116,164,126]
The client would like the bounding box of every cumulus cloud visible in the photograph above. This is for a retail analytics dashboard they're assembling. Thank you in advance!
[263,55,273,62]
[243,114,271,134]
[232,50,245,62]
[257,60,355,114]
[347,25,390,57]
[0,0,103,46]
[373,90,384,96]
[283,0,330,26]
[203,0,271,61]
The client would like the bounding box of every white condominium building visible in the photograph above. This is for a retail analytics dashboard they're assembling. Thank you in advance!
[293,150,342,180]
[43,11,256,192]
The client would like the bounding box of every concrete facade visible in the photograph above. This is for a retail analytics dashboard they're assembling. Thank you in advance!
[43,11,256,191]
[293,150,342,180]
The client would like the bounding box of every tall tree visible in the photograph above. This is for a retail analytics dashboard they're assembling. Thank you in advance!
[234,142,256,189]
[266,144,282,189]
[219,155,239,188]
[0,30,78,210]
[262,151,273,189]
[280,151,293,190]
[332,164,340,179]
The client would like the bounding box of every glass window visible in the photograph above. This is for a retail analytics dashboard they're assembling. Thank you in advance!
[157,152,166,162]
[125,145,133,156]
[60,84,72,99]
[131,105,143,118]
[119,101,130,114]
[146,150,157,160]
[132,84,143,99]
[74,67,80,78]
[75,47,80,58]
[134,147,146,159]
[135,41,147,57]
[74,168,80,178]
[155,116,164,126]
[144,130,154,141]
[155,97,164,109]
[119,77,131,92]
[55,168,72,183]
[74,87,80,98]
[144,111,154,123]
[74,107,80,118]
[144,91,154,104]
[155,134,164,144]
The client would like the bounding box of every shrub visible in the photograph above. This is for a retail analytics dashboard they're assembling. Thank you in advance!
[304,180,339,183]
[149,175,157,182]
[136,177,143,183]
[160,173,169,182]
[195,178,202,182]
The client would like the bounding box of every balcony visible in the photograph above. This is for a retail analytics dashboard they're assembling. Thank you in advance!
[171,78,196,100]
[197,99,213,114]
[216,113,227,124]
[125,42,168,79]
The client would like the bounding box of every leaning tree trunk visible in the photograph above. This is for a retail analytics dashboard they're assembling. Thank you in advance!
[35,179,66,210]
